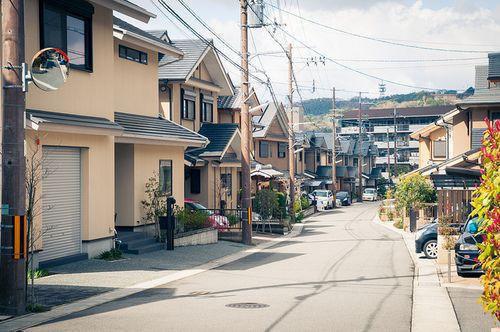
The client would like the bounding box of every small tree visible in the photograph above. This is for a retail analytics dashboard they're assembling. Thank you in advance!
[394,173,436,216]
[141,172,167,240]
[253,189,279,220]
[470,119,499,321]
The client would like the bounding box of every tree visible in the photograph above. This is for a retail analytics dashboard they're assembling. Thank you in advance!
[141,172,167,240]
[394,173,436,215]
[25,136,54,307]
[470,119,499,321]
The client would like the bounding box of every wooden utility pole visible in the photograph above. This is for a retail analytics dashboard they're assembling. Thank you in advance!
[331,88,337,195]
[239,0,252,245]
[393,107,398,178]
[357,92,363,202]
[287,43,295,223]
[0,0,27,315]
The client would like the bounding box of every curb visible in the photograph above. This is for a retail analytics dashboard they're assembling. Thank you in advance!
[0,224,306,332]
[371,215,460,332]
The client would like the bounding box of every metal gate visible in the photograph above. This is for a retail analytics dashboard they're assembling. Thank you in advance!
[38,147,82,263]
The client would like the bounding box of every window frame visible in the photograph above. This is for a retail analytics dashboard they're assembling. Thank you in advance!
[159,160,173,196]
[278,142,287,158]
[181,89,196,120]
[118,45,148,65]
[432,140,447,159]
[220,172,232,197]
[39,0,93,72]
[259,141,270,158]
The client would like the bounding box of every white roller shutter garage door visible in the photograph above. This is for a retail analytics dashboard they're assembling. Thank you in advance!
[39,147,82,263]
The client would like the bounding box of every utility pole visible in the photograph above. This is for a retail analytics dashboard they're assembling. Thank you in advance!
[393,107,398,178]
[386,128,391,179]
[331,87,337,195]
[0,0,27,315]
[239,0,252,245]
[287,43,295,223]
[357,92,363,202]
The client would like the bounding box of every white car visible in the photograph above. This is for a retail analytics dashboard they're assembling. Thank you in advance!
[310,189,334,210]
[362,188,378,201]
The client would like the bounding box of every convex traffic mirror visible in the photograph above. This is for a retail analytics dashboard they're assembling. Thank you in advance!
[30,48,69,92]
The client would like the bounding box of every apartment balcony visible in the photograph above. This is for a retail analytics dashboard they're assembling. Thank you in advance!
[375,155,419,165]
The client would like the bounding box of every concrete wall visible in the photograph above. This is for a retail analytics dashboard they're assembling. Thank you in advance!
[254,138,289,170]
[26,0,114,120]
[174,228,217,247]
[113,39,159,117]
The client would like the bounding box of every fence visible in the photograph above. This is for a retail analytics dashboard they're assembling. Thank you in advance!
[437,189,474,224]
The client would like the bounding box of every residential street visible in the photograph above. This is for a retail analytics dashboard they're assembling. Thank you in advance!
[29,203,414,331]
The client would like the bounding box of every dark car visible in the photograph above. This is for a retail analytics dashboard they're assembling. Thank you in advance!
[454,217,483,277]
[415,221,438,259]
[335,191,351,206]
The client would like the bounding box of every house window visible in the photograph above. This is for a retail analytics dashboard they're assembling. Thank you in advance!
[259,141,270,158]
[201,94,214,123]
[316,152,321,163]
[299,151,303,161]
[189,169,201,194]
[40,0,93,71]
[278,142,287,158]
[353,158,358,167]
[181,89,195,120]
[159,160,173,196]
[220,173,232,197]
[328,153,333,164]
[432,140,447,158]
[119,45,147,64]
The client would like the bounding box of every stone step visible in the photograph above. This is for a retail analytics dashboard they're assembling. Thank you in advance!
[123,243,164,255]
[120,237,158,250]
[117,231,148,242]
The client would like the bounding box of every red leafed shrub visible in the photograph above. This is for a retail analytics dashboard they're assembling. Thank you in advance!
[470,118,500,321]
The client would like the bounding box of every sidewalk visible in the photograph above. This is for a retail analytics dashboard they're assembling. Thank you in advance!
[372,215,460,332]
[0,224,305,331]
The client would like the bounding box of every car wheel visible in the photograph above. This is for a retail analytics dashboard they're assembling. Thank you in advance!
[423,240,438,259]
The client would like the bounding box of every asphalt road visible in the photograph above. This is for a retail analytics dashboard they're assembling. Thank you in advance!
[30,202,414,332]
[448,287,498,332]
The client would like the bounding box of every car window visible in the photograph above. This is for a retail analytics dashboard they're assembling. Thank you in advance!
[313,191,328,197]
[337,192,347,198]
[364,189,375,194]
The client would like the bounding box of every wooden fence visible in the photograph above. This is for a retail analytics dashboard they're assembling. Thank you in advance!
[437,189,474,224]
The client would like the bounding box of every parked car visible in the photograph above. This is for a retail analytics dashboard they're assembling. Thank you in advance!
[310,189,334,210]
[336,191,351,206]
[415,221,438,259]
[184,199,229,230]
[362,188,378,201]
[454,217,483,277]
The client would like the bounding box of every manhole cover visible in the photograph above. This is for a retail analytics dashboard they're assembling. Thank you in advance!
[225,302,269,309]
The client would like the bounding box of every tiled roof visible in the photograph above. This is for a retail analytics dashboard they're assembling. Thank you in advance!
[113,17,182,54]
[456,88,500,106]
[218,88,241,109]
[188,123,238,157]
[27,109,123,131]
[342,105,455,120]
[114,112,207,143]
[148,36,210,81]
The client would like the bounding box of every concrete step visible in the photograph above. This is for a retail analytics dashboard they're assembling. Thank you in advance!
[117,231,148,242]
[123,243,164,255]
[121,238,158,250]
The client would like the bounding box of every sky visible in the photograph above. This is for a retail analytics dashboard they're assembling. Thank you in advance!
[118,0,500,103]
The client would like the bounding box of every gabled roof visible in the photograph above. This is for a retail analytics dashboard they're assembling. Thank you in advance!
[409,108,460,139]
[456,88,500,108]
[419,148,481,176]
[253,103,289,139]
[187,123,239,159]
[113,17,183,56]
[90,0,155,23]
[114,112,207,146]
[218,87,260,110]
[149,33,234,95]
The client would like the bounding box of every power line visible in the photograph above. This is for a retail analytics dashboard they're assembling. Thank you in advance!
[259,53,485,63]
[265,1,495,54]
[259,8,467,91]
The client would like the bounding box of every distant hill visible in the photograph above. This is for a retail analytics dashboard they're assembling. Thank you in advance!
[301,89,472,116]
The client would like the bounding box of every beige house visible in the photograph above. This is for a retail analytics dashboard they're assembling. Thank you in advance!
[409,61,500,179]
[22,0,207,267]
[146,33,238,210]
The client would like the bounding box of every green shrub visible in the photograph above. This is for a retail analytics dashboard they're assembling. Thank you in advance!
[275,191,287,218]
[394,174,436,216]
[254,189,279,219]
[28,269,49,279]
[97,248,123,261]
[227,213,239,226]
[300,196,310,210]
[295,212,304,223]
[387,210,394,221]
[27,303,49,313]
[175,208,211,232]
[293,200,302,213]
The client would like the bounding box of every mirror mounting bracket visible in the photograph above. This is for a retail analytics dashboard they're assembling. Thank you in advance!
[2,62,31,92]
